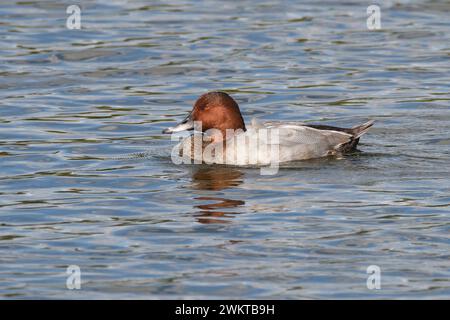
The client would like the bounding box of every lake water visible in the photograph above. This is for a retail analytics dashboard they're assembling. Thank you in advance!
[0,0,449,299]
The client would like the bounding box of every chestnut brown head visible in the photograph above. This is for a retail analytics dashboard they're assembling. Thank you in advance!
[162,92,246,139]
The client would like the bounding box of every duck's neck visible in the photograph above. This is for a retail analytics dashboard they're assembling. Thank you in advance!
[205,126,246,143]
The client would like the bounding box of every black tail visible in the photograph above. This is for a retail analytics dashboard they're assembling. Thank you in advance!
[351,120,374,139]
[306,120,375,152]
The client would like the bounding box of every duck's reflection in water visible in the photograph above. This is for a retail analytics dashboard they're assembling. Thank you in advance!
[191,166,245,224]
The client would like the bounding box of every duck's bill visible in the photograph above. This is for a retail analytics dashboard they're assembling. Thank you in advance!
[162,112,194,134]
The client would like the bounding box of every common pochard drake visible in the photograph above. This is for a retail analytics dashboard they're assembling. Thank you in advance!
[162,92,374,165]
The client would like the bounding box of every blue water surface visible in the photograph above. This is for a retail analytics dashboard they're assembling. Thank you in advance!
[0,0,449,299]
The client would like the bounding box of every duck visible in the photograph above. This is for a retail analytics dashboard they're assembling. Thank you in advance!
[162,91,374,166]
